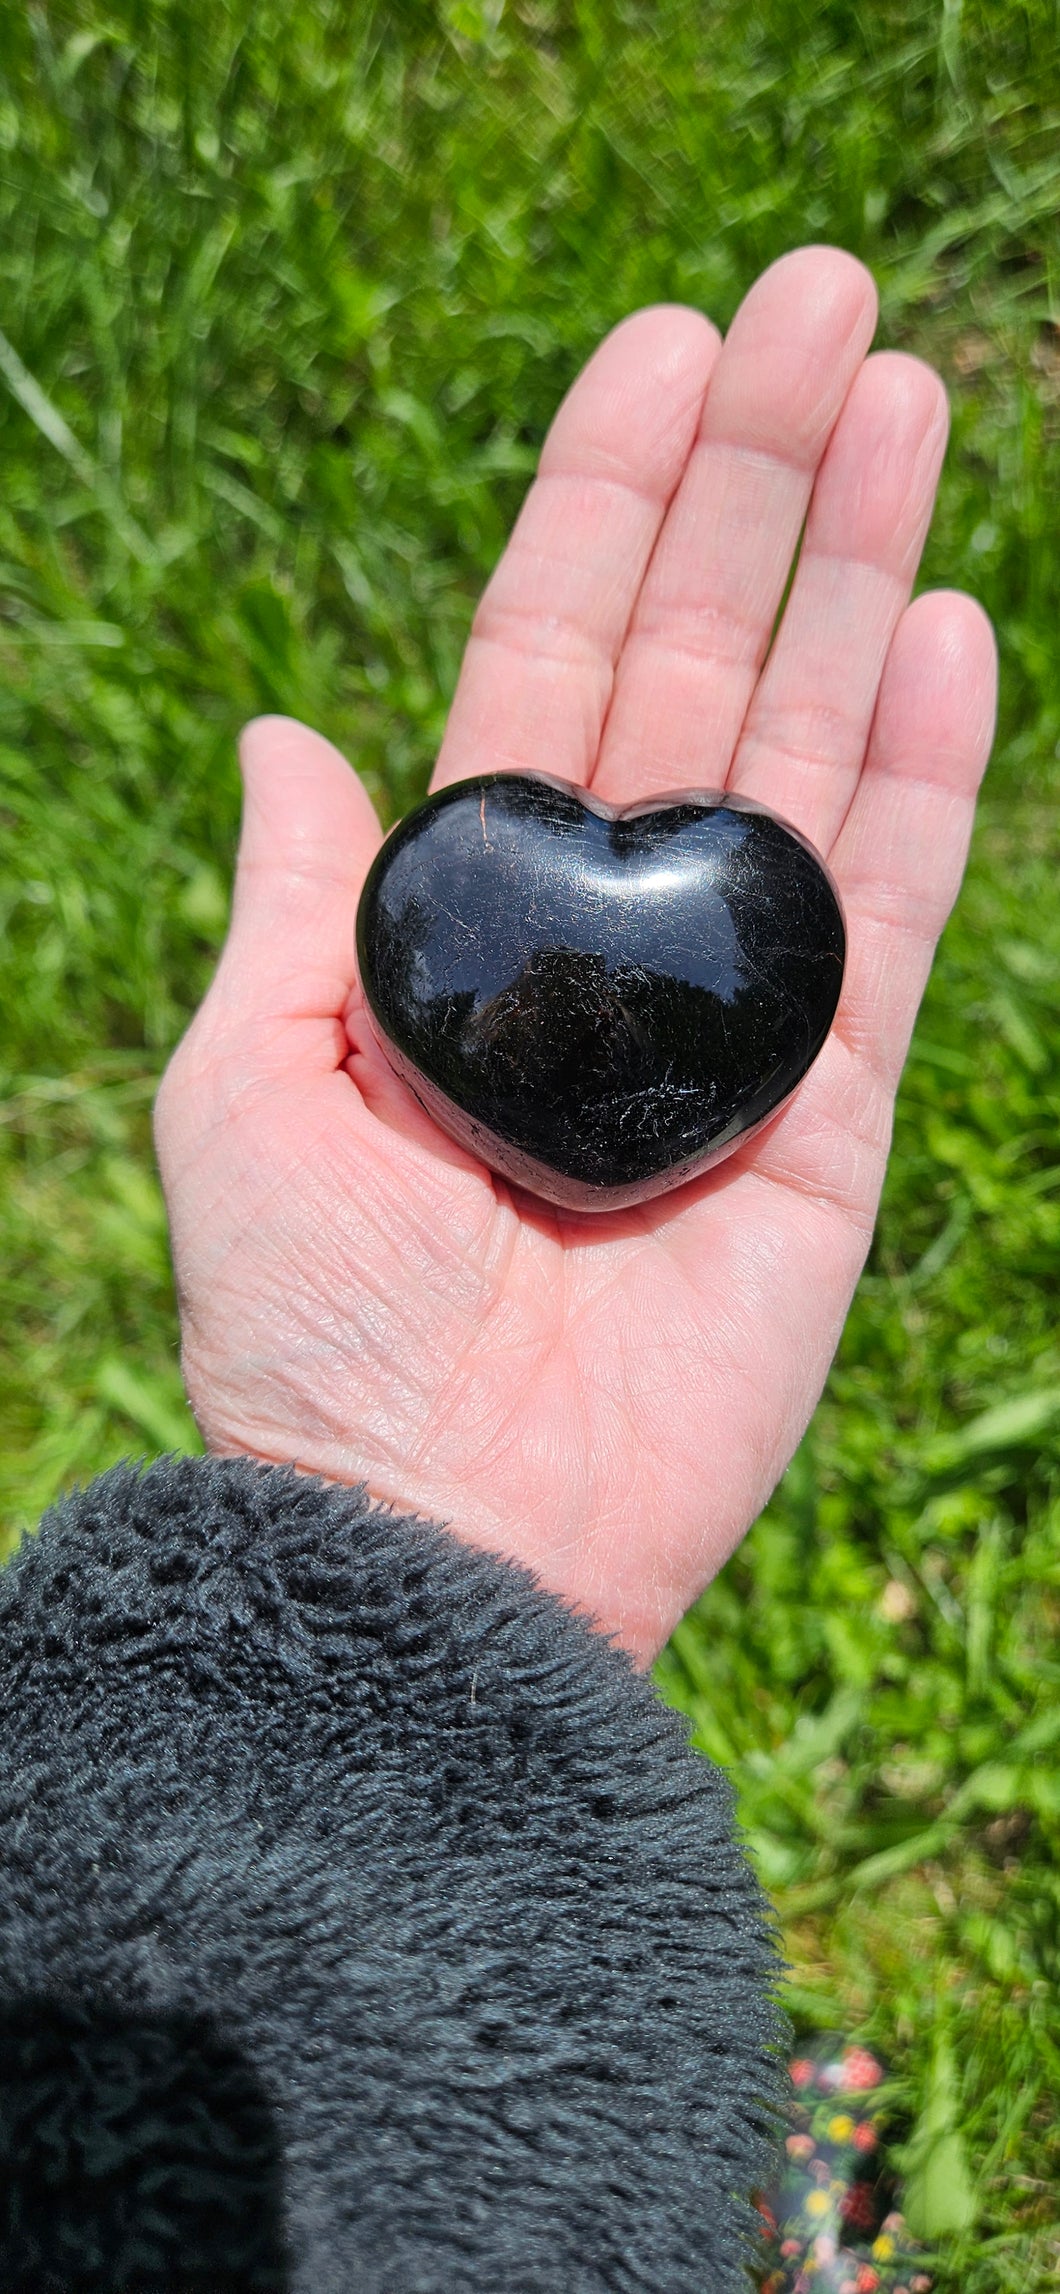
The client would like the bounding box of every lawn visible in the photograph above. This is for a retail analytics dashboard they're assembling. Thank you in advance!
[1,2,1058,2284]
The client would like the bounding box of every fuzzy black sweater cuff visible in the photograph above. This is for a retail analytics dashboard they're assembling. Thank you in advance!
[0,1454,784,2292]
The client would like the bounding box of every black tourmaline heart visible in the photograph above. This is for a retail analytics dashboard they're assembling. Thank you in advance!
[356,772,845,1212]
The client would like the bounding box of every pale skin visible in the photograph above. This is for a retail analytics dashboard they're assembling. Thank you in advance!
[154,246,998,1669]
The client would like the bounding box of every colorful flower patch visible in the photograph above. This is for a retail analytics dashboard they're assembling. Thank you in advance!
[753,2039,933,2294]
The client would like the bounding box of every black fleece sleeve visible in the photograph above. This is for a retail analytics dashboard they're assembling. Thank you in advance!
[0,1455,784,2294]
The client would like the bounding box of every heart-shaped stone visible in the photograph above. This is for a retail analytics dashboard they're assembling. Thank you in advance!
[356,772,845,1211]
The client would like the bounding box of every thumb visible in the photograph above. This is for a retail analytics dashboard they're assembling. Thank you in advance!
[211,714,384,1030]
[155,716,384,1191]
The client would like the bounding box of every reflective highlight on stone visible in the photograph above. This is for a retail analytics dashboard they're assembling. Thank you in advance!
[356,772,846,1211]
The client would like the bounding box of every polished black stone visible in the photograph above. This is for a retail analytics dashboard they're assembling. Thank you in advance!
[356,772,846,1211]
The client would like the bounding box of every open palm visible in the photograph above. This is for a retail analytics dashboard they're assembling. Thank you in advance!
[155,248,996,1667]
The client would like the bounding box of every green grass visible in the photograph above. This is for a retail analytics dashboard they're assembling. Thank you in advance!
[1,2,1058,2282]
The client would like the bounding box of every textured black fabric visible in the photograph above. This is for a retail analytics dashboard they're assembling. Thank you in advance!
[0,1994,289,2291]
[0,1456,784,2291]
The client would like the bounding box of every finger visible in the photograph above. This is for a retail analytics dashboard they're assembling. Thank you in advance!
[726,351,949,848]
[429,305,721,794]
[204,714,383,1035]
[728,589,997,1232]
[591,246,878,804]
[826,587,998,1091]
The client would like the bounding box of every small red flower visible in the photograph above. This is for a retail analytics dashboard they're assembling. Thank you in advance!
[789,2057,816,2088]
[856,2271,880,2293]
[840,2181,878,2233]
[755,2197,777,2235]
[852,2122,878,2152]
[842,2048,883,2090]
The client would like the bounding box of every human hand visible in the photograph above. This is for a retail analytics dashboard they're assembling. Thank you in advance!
[154,246,997,1668]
